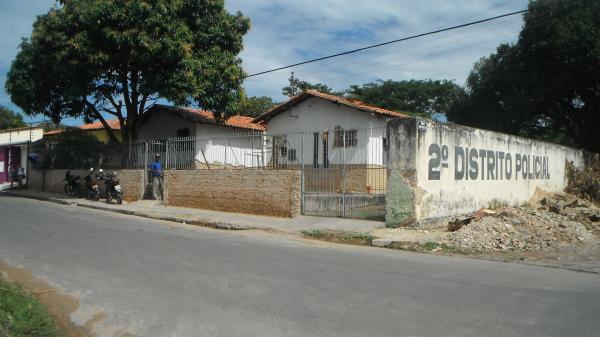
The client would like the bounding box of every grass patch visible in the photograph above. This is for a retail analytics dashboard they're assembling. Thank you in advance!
[388,241,466,254]
[0,279,60,337]
[301,229,375,245]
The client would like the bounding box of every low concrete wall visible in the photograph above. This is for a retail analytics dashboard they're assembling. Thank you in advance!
[28,169,144,201]
[164,170,301,217]
[386,118,585,226]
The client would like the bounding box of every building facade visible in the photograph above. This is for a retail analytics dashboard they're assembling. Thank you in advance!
[0,126,44,185]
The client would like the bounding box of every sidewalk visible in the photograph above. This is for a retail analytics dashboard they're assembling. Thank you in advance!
[0,189,384,234]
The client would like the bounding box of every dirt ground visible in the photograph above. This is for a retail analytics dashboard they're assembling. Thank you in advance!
[0,260,137,337]
[370,190,600,273]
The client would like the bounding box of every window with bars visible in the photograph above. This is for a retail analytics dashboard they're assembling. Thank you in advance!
[333,126,358,148]
[288,149,296,161]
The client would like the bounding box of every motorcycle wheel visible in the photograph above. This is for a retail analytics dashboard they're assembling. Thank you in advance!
[64,184,72,196]
[117,194,123,205]
[106,192,112,204]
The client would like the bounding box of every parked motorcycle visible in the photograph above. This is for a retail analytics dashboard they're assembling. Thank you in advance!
[63,170,81,197]
[84,168,101,201]
[104,171,123,205]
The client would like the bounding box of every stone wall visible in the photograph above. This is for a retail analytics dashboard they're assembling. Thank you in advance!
[28,169,144,201]
[386,117,585,227]
[164,170,301,217]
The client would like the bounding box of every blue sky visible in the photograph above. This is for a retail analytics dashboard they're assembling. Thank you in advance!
[0,0,528,126]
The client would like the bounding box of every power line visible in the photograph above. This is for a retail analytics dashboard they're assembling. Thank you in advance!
[245,8,528,78]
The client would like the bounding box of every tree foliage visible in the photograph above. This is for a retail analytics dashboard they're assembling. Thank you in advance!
[237,96,276,117]
[38,129,111,169]
[6,0,250,142]
[346,79,464,119]
[447,45,537,136]
[448,0,600,151]
[282,74,334,97]
[0,105,26,130]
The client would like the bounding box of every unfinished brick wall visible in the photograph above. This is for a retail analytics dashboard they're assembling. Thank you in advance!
[114,170,144,201]
[27,169,144,201]
[164,170,301,217]
[303,165,387,193]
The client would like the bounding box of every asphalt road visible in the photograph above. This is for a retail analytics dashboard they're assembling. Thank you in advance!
[0,196,599,337]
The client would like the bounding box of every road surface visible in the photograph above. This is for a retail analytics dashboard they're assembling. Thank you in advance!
[0,196,599,337]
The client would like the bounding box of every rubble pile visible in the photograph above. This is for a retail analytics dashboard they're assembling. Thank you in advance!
[566,160,600,205]
[444,193,600,251]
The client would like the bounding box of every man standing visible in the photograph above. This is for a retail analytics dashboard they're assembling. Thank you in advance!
[151,154,164,200]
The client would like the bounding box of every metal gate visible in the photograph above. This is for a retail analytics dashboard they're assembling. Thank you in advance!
[299,128,387,221]
[139,138,196,198]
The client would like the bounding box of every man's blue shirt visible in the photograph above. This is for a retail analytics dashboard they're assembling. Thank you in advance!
[151,161,163,176]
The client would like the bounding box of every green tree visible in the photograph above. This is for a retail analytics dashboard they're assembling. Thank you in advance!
[282,74,334,97]
[346,79,464,119]
[6,0,250,143]
[448,0,600,151]
[238,95,276,118]
[446,45,539,137]
[0,105,26,130]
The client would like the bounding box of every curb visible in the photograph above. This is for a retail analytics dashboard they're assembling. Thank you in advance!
[1,191,253,231]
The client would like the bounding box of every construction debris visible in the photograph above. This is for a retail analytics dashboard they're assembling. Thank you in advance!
[447,215,475,232]
[566,160,600,205]
[443,192,600,251]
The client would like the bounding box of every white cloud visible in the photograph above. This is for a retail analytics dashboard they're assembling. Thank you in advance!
[227,0,528,100]
[0,0,529,122]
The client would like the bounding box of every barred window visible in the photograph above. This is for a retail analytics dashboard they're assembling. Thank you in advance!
[345,129,358,147]
[333,126,343,148]
[288,149,297,161]
[334,127,358,148]
[274,136,287,157]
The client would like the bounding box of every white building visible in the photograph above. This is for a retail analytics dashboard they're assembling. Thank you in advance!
[0,126,44,186]
[138,105,266,168]
[254,90,409,169]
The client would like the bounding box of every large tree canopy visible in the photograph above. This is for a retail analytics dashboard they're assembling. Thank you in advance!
[238,95,276,118]
[448,0,600,152]
[446,45,538,137]
[346,79,464,119]
[6,0,250,142]
[0,106,26,130]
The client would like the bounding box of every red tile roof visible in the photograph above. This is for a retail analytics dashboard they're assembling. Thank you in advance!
[43,129,64,136]
[254,89,410,122]
[43,119,121,136]
[146,105,266,131]
[79,119,122,131]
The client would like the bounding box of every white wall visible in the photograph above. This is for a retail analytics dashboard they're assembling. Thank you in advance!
[413,119,584,220]
[266,97,390,166]
[0,127,43,146]
[137,111,197,141]
[195,124,265,168]
[138,112,264,168]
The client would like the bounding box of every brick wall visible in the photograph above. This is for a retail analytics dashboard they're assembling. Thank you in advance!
[114,170,145,201]
[28,169,144,201]
[303,165,386,193]
[164,170,301,217]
